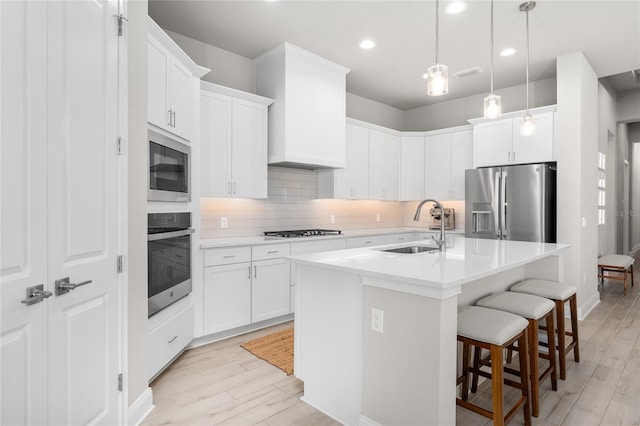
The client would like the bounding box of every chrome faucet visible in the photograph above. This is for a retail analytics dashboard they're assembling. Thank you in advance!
[414,199,445,251]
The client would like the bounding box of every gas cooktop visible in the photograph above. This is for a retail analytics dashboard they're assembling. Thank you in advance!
[264,229,342,238]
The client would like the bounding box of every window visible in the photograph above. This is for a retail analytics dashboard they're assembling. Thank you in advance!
[598,152,606,225]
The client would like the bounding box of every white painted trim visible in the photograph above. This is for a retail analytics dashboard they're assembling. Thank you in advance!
[127,387,154,426]
[467,104,557,124]
[578,289,600,320]
[200,81,274,106]
[358,415,384,426]
[300,396,353,426]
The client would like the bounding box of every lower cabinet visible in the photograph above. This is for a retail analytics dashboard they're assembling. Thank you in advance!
[148,303,194,380]
[203,244,290,335]
[346,235,387,249]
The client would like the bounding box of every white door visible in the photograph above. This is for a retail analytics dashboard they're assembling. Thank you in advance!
[203,263,252,334]
[1,1,122,424]
[1,2,49,424]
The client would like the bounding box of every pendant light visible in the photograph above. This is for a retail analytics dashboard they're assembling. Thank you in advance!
[427,0,448,96]
[484,0,501,118]
[520,1,536,136]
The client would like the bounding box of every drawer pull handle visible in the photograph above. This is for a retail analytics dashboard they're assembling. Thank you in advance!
[267,250,279,254]
[223,255,237,258]
[168,335,178,344]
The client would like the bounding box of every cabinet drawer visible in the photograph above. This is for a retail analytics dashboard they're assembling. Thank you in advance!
[204,246,251,266]
[385,233,415,244]
[252,243,290,261]
[148,304,194,380]
[346,235,386,249]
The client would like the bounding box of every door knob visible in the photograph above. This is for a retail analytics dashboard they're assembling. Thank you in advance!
[20,284,52,306]
[55,277,93,296]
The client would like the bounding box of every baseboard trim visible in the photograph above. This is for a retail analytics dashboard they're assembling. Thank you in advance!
[358,415,384,426]
[188,314,294,349]
[128,387,154,426]
[578,288,600,320]
[300,396,353,426]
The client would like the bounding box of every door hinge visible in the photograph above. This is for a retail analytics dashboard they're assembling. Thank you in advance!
[117,137,125,155]
[118,373,123,392]
[117,255,123,273]
[116,14,128,37]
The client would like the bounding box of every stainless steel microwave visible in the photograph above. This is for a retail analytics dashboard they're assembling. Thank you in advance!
[148,129,191,202]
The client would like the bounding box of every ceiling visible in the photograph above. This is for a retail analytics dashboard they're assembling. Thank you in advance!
[149,0,640,111]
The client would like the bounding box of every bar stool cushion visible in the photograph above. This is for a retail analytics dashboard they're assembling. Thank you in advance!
[476,291,555,320]
[510,279,577,301]
[458,306,528,346]
[598,254,634,269]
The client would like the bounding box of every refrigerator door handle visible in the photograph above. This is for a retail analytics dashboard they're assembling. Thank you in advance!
[494,172,501,238]
[501,171,508,237]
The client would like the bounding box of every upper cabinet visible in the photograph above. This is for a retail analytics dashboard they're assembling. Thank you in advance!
[148,18,209,141]
[424,127,473,200]
[470,106,556,168]
[368,130,399,201]
[256,43,351,168]
[398,135,426,201]
[200,82,273,199]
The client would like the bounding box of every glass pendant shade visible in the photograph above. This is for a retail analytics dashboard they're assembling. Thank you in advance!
[520,114,536,136]
[427,63,448,96]
[484,93,502,119]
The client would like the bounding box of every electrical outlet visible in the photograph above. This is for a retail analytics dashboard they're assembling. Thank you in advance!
[371,308,384,333]
[330,214,335,224]
[221,217,228,228]
[376,213,381,222]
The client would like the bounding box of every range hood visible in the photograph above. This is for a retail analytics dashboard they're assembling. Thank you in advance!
[256,42,350,169]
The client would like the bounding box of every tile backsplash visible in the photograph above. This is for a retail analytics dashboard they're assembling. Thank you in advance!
[200,166,465,239]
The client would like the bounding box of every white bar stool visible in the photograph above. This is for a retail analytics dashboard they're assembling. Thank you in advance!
[475,292,558,417]
[510,279,579,380]
[457,306,532,426]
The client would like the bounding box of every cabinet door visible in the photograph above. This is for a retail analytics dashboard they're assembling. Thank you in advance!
[511,112,554,164]
[148,36,170,132]
[474,120,512,167]
[204,262,252,334]
[231,98,268,199]
[169,60,194,140]
[252,259,291,323]
[450,130,473,200]
[398,136,425,201]
[349,126,370,199]
[424,133,451,200]
[369,130,399,200]
[200,91,233,197]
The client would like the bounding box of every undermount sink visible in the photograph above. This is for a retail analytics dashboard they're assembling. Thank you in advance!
[379,245,439,254]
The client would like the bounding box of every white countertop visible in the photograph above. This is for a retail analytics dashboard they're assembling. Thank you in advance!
[200,227,465,249]
[287,236,570,299]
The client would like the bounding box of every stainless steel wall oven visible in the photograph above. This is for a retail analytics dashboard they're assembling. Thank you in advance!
[147,212,193,317]
[148,129,191,202]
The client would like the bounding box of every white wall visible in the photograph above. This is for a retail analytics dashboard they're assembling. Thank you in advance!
[402,77,557,131]
[346,92,404,130]
[556,52,600,319]
[127,0,149,410]
[617,91,640,123]
[165,30,256,93]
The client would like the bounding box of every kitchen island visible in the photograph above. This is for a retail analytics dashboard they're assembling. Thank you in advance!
[287,235,569,426]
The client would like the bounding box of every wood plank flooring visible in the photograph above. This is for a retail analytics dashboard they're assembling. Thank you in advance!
[143,273,640,426]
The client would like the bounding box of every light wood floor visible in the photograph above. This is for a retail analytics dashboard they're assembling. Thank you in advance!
[143,274,640,426]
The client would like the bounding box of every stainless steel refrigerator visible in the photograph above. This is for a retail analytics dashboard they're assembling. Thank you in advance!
[465,163,556,242]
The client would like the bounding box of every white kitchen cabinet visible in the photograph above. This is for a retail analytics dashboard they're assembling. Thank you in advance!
[256,42,350,168]
[369,130,399,200]
[398,135,426,201]
[346,235,387,249]
[385,233,416,244]
[472,107,556,167]
[148,18,209,141]
[317,123,370,199]
[148,303,194,380]
[203,246,252,335]
[424,128,472,200]
[200,83,273,199]
[252,258,291,322]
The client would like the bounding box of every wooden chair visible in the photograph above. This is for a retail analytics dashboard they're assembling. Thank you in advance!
[598,254,635,296]
[457,306,532,426]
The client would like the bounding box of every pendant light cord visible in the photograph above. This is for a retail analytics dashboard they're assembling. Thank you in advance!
[435,0,440,64]
[525,3,530,114]
[490,0,494,94]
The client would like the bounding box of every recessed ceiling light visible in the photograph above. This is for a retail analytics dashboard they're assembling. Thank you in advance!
[500,48,516,57]
[359,39,376,50]
[446,2,467,14]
